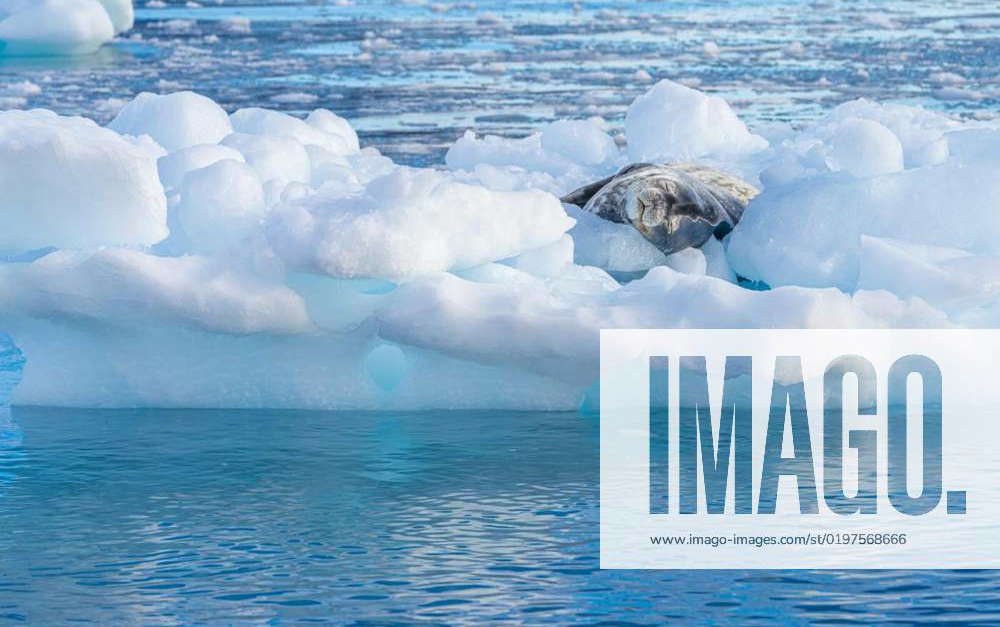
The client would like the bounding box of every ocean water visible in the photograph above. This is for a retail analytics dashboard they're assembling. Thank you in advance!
[1,407,999,624]
[0,0,997,165]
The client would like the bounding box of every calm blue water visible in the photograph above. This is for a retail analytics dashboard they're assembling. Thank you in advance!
[1,407,999,624]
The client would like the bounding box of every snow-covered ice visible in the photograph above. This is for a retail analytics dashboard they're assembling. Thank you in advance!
[0,80,997,409]
[727,99,1000,291]
[110,91,233,153]
[232,108,359,156]
[446,117,621,187]
[172,159,267,254]
[624,80,768,165]
[0,108,166,253]
[264,167,575,282]
[157,143,246,191]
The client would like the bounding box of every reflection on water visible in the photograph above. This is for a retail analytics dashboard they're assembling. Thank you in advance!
[0,409,24,496]
[0,407,998,624]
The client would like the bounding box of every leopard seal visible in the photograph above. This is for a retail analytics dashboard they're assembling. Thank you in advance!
[561,163,759,256]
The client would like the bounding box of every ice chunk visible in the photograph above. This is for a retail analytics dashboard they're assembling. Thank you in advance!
[826,118,903,178]
[174,159,266,254]
[857,236,1000,313]
[565,204,669,273]
[271,92,320,105]
[500,234,574,278]
[539,119,619,168]
[109,91,234,153]
[0,332,24,407]
[446,118,621,191]
[734,106,997,291]
[157,143,246,190]
[307,109,360,153]
[697,238,736,282]
[761,100,956,187]
[624,79,768,163]
[948,127,1000,165]
[454,263,543,287]
[822,100,956,168]
[265,167,575,281]
[307,144,356,189]
[446,131,581,179]
[450,163,562,197]
[663,247,706,275]
[231,107,358,155]
[220,16,251,34]
[729,159,1000,290]
[0,109,166,253]
[0,0,116,56]
[221,132,311,185]
[305,146,394,192]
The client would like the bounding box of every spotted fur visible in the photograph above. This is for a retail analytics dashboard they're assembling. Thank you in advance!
[561,163,760,255]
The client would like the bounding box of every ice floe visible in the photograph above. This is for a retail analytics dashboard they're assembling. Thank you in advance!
[0,80,997,409]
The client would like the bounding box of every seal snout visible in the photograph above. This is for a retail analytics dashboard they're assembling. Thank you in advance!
[637,189,661,228]
[636,182,683,233]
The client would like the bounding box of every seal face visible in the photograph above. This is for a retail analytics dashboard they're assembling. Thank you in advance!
[561,163,759,255]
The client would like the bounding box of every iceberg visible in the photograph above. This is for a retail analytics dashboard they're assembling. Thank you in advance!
[0,0,132,56]
[0,83,996,409]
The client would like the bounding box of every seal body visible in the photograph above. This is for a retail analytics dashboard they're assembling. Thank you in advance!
[561,163,759,255]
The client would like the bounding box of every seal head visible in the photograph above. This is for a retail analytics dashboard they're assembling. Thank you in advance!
[561,163,759,255]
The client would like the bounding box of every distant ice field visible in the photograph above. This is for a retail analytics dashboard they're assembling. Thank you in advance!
[0,0,997,165]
